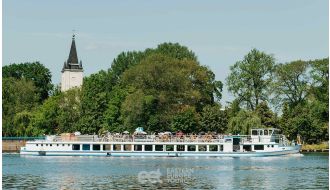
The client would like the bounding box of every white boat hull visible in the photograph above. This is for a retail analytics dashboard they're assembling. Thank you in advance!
[20,145,301,157]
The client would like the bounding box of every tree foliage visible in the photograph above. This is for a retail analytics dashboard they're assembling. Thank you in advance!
[200,104,228,133]
[227,110,262,135]
[226,49,275,110]
[2,45,328,145]
[273,60,309,107]
[2,78,39,136]
[120,53,221,132]
[3,62,53,101]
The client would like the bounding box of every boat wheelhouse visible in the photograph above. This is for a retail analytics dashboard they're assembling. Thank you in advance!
[20,128,301,157]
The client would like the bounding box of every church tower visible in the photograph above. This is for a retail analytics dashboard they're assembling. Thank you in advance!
[61,34,83,92]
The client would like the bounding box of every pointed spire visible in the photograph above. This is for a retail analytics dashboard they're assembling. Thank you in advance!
[67,34,78,64]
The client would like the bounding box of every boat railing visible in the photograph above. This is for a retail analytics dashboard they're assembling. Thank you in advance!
[42,134,290,145]
[45,134,226,143]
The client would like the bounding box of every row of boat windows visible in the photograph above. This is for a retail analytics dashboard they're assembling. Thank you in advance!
[36,144,70,147]
[35,144,224,152]
[73,144,224,151]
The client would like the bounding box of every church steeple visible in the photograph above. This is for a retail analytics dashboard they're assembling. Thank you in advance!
[67,34,78,64]
[62,34,83,72]
[61,33,84,92]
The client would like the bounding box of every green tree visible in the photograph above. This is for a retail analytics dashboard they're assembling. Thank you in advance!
[170,106,199,133]
[13,111,34,136]
[200,104,228,133]
[101,85,131,132]
[273,60,309,107]
[78,70,113,134]
[280,102,327,143]
[110,42,198,81]
[309,58,329,122]
[226,49,275,110]
[227,110,262,135]
[2,78,39,136]
[120,53,221,131]
[28,95,60,136]
[3,62,53,101]
[57,88,82,133]
[255,102,278,128]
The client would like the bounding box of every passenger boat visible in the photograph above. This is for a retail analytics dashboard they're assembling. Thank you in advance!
[20,128,301,157]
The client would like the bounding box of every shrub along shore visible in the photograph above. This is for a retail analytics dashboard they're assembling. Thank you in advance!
[301,143,329,152]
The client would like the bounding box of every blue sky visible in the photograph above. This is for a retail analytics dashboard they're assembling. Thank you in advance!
[3,0,329,105]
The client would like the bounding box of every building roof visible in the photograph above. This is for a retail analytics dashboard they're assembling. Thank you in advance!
[68,35,78,64]
[62,34,83,72]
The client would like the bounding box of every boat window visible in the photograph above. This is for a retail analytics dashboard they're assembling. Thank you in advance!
[124,145,131,151]
[271,145,274,148]
[68,144,70,146]
[187,145,196,151]
[243,145,252,151]
[46,144,48,146]
[72,144,80,150]
[145,145,152,151]
[252,130,258,135]
[41,144,43,146]
[166,145,174,151]
[103,144,111,151]
[113,145,121,151]
[57,144,59,146]
[225,139,232,143]
[198,145,207,152]
[267,145,270,148]
[219,145,224,152]
[177,145,185,151]
[264,130,268,135]
[50,144,52,147]
[269,130,273,135]
[254,145,264,150]
[93,144,101,151]
[36,144,38,146]
[134,145,142,151]
[155,145,163,151]
[209,145,218,151]
[259,130,263,136]
[82,144,90,151]
[62,144,65,146]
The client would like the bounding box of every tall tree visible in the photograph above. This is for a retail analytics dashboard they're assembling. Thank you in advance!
[273,60,309,107]
[200,104,228,133]
[170,106,199,133]
[226,49,275,110]
[255,102,278,128]
[2,78,39,136]
[227,110,262,135]
[3,62,53,101]
[120,53,221,132]
[78,70,113,134]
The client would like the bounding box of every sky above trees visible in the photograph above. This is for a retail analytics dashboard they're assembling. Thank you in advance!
[3,0,328,105]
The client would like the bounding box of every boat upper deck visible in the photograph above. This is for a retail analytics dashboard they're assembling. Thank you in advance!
[40,132,286,145]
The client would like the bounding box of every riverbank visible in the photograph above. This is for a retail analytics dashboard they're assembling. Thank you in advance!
[300,143,329,153]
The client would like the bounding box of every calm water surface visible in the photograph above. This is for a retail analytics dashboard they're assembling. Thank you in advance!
[2,153,328,189]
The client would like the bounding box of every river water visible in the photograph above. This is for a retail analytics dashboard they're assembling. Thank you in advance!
[2,153,328,189]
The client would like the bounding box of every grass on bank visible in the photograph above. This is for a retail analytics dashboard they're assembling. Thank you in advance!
[302,143,329,151]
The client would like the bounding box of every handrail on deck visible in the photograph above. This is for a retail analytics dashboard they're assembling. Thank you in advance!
[2,136,45,140]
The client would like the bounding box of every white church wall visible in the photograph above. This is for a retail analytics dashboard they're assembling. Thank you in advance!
[61,70,83,92]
